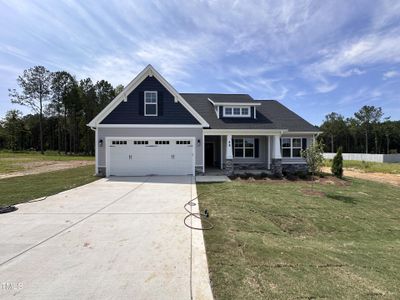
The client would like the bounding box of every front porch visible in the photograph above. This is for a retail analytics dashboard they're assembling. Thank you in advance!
[203,131,284,176]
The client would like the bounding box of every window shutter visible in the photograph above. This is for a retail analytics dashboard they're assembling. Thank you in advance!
[219,106,223,118]
[302,138,307,150]
[158,91,163,116]
[255,138,259,158]
[139,91,144,115]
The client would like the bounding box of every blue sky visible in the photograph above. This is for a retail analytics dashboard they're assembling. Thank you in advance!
[1,0,400,125]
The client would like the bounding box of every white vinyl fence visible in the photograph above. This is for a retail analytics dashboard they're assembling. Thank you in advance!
[323,153,400,163]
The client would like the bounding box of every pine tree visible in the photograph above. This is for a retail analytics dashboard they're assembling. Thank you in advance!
[331,147,343,178]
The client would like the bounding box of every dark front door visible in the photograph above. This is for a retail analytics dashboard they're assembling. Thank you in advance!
[205,143,214,167]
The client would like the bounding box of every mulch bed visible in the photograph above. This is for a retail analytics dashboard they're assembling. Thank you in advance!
[231,174,350,187]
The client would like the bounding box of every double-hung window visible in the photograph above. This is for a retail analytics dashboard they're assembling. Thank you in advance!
[281,138,303,158]
[144,91,158,116]
[233,138,254,158]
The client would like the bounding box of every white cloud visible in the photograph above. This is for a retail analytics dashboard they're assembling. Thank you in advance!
[338,87,383,106]
[383,70,399,80]
[306,29,400,80]
[315,82,338,93]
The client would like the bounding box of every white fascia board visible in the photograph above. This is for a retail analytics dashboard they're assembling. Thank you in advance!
[284,131,322,135]
[207,98,216,105]
[212,102,262,106]
[204,129,288,136]
[207,98,261,106]
[87,64,209,128]
[97,124,203,128]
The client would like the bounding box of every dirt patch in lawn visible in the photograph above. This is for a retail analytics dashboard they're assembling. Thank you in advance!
[322,167,400,187]
[300,189,326,197]
[0,160,94,179]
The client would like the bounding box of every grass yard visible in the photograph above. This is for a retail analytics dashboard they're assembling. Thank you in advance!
[198,177,400,299]
[0,165,98,206]
[324,159,400,174]
[0,150,94,174]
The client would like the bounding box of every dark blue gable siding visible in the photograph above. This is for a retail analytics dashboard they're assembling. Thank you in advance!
[101,76,200,124]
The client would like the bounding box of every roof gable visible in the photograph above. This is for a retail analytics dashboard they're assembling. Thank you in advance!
[88,65,209,127]
[101,76,200,125]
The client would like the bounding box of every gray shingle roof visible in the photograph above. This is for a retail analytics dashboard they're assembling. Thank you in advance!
[180,93,318,132]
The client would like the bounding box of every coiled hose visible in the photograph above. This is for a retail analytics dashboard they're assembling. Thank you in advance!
[183,187,230,230]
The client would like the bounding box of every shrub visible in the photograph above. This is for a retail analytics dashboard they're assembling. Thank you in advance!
[331,147,343,178]
[301,141,324,177]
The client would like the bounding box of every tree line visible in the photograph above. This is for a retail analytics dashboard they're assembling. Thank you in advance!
[1,66,399,156]
[0,66,123,154]
[319,105,400,154]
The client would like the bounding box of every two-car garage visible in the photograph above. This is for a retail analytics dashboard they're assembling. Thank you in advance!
[106,137,195,176]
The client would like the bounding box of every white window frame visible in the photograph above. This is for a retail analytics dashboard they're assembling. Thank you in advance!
[223,106,251,117]
[144,91,158,116]
[281,137,303,158]
[233,137,255,158]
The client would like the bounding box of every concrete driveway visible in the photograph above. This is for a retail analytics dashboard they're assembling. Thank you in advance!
[0,176,212,300]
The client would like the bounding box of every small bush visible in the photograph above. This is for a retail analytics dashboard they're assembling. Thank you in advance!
[331,147,343,178]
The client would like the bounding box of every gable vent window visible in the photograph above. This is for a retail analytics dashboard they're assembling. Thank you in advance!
[176,140,191,145]
[133,141,149,145]
[144,91,158,116]
[223,106,251,117]
[155,140,170,145]
[112,140,127,145]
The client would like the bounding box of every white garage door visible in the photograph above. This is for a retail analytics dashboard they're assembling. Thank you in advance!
[107,137,194,176]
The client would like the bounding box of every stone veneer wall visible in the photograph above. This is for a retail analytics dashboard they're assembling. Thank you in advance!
[282,163,308,174]
[97,167,106,177]
[271,159,282,177]
[233,163,269,170]
[224,159,234,176]
[195,166,204,175]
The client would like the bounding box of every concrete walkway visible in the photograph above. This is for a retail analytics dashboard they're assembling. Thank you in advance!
[0,176,212,300]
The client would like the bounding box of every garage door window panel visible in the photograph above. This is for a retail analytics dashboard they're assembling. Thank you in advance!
[155,140,170,145]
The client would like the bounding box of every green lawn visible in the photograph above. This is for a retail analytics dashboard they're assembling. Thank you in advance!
[324,159,400,174]
[198,178,400,299]
[0,151,94,174]
[0,165,98,206]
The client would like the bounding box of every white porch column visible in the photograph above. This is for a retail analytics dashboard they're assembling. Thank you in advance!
[267,136,271,169]
[220,135,223,169]
[272,134,282,159]
[226,134,233,159]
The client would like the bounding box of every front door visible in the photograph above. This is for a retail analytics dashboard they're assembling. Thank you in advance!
[205,142,214,167]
